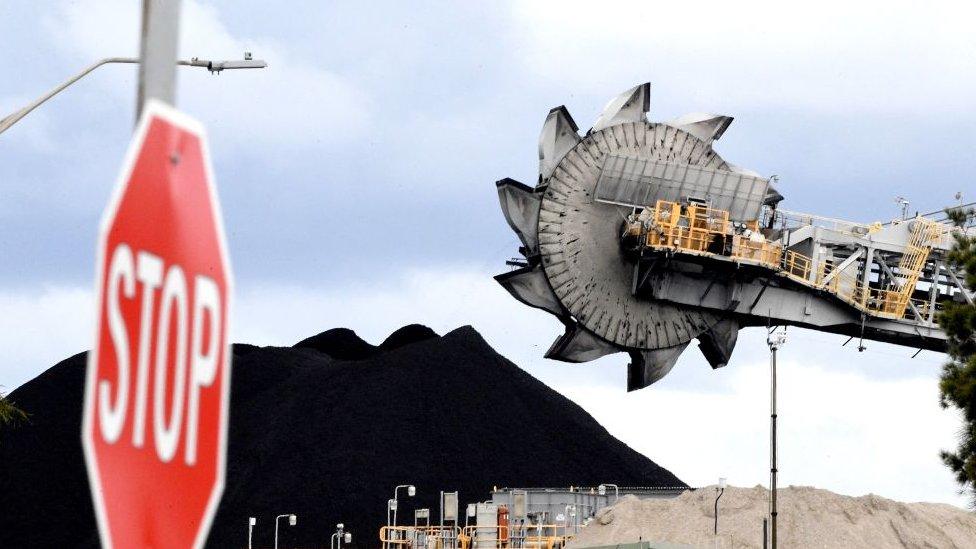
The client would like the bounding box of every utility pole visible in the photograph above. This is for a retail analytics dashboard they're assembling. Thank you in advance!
[766,327,786,549]
[137,0,182,115]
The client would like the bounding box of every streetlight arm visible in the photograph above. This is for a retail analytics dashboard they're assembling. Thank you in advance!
[0,54,267,136]
[0,57,138,135]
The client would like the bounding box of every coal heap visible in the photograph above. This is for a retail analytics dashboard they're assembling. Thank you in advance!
[0,324,684,548]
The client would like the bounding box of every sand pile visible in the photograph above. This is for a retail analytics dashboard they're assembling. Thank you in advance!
[0,324,683,548]
[568,487,976,549]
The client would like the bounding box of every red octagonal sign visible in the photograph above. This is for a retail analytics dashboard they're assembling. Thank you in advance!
[82,101,233,549]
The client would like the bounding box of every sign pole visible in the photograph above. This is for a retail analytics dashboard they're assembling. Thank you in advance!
[137,0,182,116]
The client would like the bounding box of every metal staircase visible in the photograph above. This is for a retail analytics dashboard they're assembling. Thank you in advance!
[883,218,943,318]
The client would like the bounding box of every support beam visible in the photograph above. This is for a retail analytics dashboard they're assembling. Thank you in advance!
[819,248,863,287]
[945,267,975,305]
[861,247,875,289]
[927,262,941,323]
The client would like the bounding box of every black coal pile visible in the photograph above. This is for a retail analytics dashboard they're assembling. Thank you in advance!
[0,324,684,548]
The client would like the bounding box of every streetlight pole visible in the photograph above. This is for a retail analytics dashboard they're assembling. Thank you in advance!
[331,523,352,549]
[767,328,786,549]
[247,517,256,549]
[0,55,266,137]
[393,484,416,526]
[387,484,415,549]
[274,514,297,549]
[713,478,726,535]
[391,484,416,528]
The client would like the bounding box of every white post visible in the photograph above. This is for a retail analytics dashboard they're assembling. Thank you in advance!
[390,484,414,549]
[248,517,256,549]
[274,514,296,549]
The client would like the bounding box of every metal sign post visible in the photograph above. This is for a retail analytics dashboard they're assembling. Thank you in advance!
[137,0,182,115]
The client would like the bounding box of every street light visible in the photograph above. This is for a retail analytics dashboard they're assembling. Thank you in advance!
[767,327,787,549]
[331,523,352,549]
[895,196,911,220]
[597,483,619,504]
[0,53,267,136]
[391,484,415,526]
[714,478,726,535]
[386,485,415,549]
[274,514,297,549]
[247,517,257,549]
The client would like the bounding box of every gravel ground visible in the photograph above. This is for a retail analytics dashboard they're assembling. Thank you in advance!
[567,486,976,549]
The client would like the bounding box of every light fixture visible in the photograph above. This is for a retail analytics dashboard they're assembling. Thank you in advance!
[247,517,257,549]
[275,514,298,549]
[331,522,351,549]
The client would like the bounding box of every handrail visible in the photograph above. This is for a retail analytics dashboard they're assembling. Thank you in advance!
[381,525,463,546]
[628,200,951,322]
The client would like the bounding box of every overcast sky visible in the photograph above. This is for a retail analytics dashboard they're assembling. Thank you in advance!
[2,1,974,507]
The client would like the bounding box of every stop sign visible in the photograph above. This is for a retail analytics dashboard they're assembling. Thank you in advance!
[82,101,233,549]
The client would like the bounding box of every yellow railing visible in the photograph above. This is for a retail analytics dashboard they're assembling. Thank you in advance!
[687,203,730,234]
[782,249,812,282]
[450,524,573,549]
[381,525,462,548]
[652,200,682,227]
[642,200,729,254]
[814,261,915,319]
[520,525,574,549]
[731,235,782,268]
[646,225,713,253]
[459,525,510,549]
[628,201,949,322]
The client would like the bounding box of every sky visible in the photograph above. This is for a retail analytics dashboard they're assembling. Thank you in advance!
[1,0,974,508]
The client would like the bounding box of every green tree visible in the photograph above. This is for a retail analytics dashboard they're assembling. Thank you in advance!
[0,389,28,429]
[938,207,976,503]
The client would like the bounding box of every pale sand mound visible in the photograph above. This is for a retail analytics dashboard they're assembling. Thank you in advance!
[567,486,976,549]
